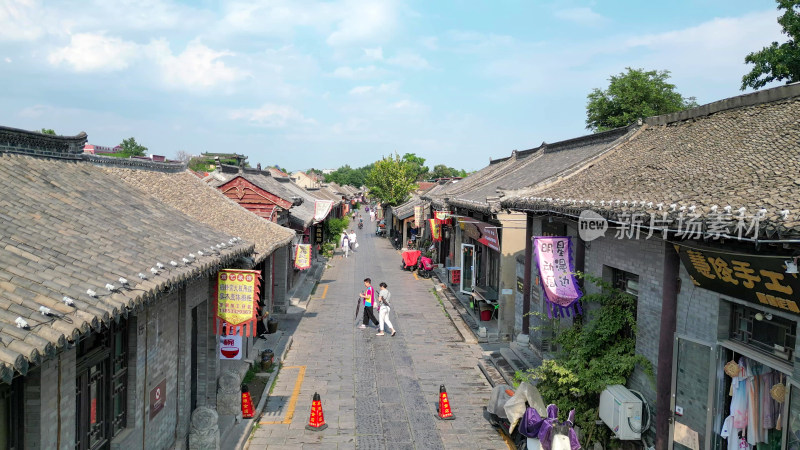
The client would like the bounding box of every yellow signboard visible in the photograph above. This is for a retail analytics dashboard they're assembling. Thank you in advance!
[295,244,311,270]
[217,270,259,326]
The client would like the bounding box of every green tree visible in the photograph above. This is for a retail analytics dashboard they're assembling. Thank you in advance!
[741,0,800,90]
[40,128,56,135]
[366,153,417,206]
[325,164,372,187]
[586,68,697,132]
[119,137,148,157]
[428,164,461,179]
[401,153,429,181]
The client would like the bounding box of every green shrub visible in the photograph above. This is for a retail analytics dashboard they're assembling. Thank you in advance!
[516,273,653,446]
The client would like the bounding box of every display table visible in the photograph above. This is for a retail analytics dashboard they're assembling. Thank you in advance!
[471,288,498,320]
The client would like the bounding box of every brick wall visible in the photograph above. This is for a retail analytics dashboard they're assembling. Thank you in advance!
[273,245,289,313]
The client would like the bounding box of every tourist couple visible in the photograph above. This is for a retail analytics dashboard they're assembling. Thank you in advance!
[358,278,396,336]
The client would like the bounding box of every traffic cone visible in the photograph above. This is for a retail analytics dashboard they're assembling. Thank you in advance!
[241,385,255,419]
[305,392,328,431]
[436,385,455,420]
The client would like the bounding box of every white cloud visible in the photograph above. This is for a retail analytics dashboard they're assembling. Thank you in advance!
[149,39,245,90]
[229,104,316,128]
[48,33,140,72]
[331,65,384,79]
[420,36,438,51]
[387,51,430,70]
[0,0,47,41]
[554,7,608,26]
[392,99,425,111]
[348,82,399,95]
[364,47,384,60]
[4,57,11,63]
[327,0,398,46]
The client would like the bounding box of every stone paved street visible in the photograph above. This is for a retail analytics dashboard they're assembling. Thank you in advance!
[247,223,506,449]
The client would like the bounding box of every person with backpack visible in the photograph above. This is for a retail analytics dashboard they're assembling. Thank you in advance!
[376,282,396,336]
[341,232,350,258]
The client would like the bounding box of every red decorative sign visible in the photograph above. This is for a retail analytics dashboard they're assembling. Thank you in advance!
[90,398,97,424]
[149,379,167,420]
[459,218,500,251]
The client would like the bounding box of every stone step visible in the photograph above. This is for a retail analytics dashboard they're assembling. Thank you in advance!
[487,351,516,386]
[498,347,527,374]
[477,355,506,388]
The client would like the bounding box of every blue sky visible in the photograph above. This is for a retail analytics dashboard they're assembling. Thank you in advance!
[0,0,785,172]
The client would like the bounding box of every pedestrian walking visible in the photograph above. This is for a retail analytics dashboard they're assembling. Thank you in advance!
[376,282,396,336]
[358,278,379,329]
[348,229,358,252]
[341,232,350,258]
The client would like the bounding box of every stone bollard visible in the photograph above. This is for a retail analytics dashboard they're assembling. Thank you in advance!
[188,407,220,450]
[216,370,242,417]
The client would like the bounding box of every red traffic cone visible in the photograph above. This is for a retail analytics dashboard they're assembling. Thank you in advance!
[437,385,455,420]
[241,385,255,419]
[306,392,328,431]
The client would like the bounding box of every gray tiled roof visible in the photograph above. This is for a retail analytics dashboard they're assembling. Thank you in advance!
[0,131,252,378]
[391,194,423,220]
[102,166,295,263]
[503,83,800,240]
[426,126,634,213]
[273,177,323,227]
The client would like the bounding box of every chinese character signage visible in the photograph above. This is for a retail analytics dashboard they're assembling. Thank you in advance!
[459,218,500,251]
[219,335,243,360]
[434,210,451,225]
[414,205,423,228]
[430,219,442,242]
[674,244,800,316]
[314,225,323,244]
[215,269,261,336]
[314,200,333,222]
[534,236,583,318]
[295,244,312,270]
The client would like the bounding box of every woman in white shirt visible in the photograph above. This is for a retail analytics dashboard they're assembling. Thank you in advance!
[376,282,396,336]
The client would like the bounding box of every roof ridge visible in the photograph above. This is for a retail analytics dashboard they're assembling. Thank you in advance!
[0,126,87,160]
[646,82,800,126]
[83,153,186,172]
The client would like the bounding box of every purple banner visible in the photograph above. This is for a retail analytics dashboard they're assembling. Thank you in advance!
[533,236,583,318]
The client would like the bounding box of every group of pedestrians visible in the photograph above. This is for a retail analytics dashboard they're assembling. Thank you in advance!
[358,278,396,336]
[340,229,357,258]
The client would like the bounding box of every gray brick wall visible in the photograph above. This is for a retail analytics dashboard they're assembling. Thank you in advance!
[583,232,664,407]
[24,367,42,449]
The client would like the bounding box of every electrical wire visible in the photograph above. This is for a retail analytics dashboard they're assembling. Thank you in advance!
[627,389,652,435]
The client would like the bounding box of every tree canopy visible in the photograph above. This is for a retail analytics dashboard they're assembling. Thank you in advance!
[119,137,148,157]
[365,153,417,206]
[40,128,56,135]
[428,164,468,180]
[741,0,800,90]
[401,153,429,181]
[324,164,372,187]
[586,68,697,132]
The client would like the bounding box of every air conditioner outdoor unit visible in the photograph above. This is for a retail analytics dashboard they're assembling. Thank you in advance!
[599,384,643,440]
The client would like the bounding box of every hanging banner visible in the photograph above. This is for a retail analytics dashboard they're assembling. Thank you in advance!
[314,200,333,222]
[434,210,451,225]
[674,244,800,316]
[533,236,583,318]
[414,205,423,228]
[459,218,500,251]
[219,335,243,360]
[430,219,442,242]
[214,269,261,336]
[295,244,312,270]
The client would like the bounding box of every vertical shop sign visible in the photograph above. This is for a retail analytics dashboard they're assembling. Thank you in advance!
[533,236,583,318]
[314,226,323,244]
[430,219,442,242]
[414,205,423,228]
[295,244,312,270]
[214,269,261,336]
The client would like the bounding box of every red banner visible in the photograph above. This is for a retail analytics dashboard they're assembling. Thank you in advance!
[430,219,442,242]
[434,211,451,225]
[213,269,261,336]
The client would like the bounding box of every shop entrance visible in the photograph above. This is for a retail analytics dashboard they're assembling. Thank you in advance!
[460,244,475,293]
[669,335,715,450]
